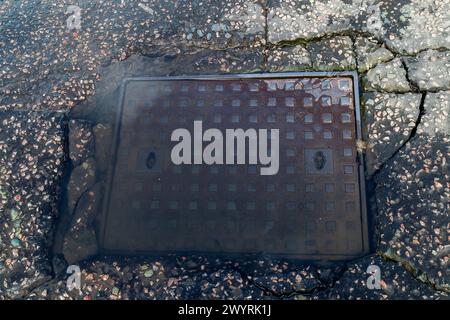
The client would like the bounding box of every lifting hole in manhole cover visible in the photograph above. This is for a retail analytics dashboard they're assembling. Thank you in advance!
[98,73,370,260]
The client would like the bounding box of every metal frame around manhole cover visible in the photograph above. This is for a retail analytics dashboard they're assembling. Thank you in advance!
[98,71,370,261]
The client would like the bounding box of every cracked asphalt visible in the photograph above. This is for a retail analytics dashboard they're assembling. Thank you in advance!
[0,0,449,300]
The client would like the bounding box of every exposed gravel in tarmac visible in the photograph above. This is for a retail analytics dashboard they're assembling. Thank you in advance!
[375,92,450,293]
[315,255,448,300]
[1,0,449,300]
[0,112,66,298]
[363,92,421,175]
[0,0,264,111]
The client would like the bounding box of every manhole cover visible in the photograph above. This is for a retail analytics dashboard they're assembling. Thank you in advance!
[99,72,370,260]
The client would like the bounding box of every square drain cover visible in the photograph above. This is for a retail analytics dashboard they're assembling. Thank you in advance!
[99,73,369,260]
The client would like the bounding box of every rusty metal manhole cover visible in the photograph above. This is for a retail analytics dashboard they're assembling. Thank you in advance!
[99,72,369,260]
